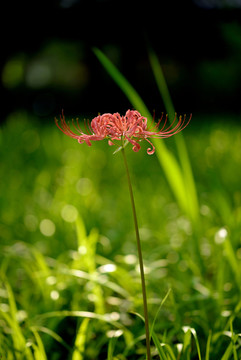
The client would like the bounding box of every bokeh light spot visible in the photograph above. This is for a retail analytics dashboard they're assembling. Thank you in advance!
[50,290,60,300]
[106,329,123,338]
[61,204,78,223]
[215,228,228,244]
[76,178,93,196]
[39,219,56,237]
[99,264,116,273]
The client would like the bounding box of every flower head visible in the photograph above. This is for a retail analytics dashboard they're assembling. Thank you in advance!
[55,110,191,155]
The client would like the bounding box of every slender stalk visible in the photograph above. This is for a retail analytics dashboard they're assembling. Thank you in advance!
[121,147,151,360]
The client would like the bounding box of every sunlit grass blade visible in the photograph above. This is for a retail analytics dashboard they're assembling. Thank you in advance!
[62,265,130,298]
[148,47,199,225]
[182,327,192,360]
[182,326,202,360]
[93,47,191,217]
[154,146,190,217]
[93,47,150,115]
[75,217,105,314]
[0,310,32,359]
[32,326,73,352]
[205,331,212,360]
[36,310,128,333]
[1,281,33,359]
[224,300,241,333]
[75,214,87,250]
[30,327,47,360]
[4,281,18,321]
[72,318,90,360]
[150,288,172,338]
[213,327,241,360]
[161,343,177,360]
[37,310,134,356]
[222,234,241,287]
[230,320,239,360]
[151,331,168,360]
[131,309,176,360]
[107,337,115,360]
[221,338,238,360]
[191,328,202,360]
[107,336,119,360]
[147,48,175,120]
[29,248,52,301]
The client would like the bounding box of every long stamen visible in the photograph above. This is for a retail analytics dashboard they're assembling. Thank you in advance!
[160,113,177,133]
[166,114,189,135]
[83,119,92,135]
[158,113,169,132]
[72,118,83,134]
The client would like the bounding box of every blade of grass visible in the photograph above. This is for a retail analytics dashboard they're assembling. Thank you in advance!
[61,267,130,298]
[182,326,202,360]
[75,218,105,314]
[147,48,175,120]
[0,310,34,360]
[29,248,52,302]
[32,326,73,352]
[85,229,105,314]
[150,288,172,338]
[182,327,191,360]
[148,47,199,225]
[131,310,176,360]
[190,328,202,360]
[222,234,241,287]
[29,343,45,360]
[0,310,25,354]
[93,48,190,217]
[4,281,18,320]
[2,281,34,360]
[37,310,134,356]
[221,338,238,360]
[161,343,177,360]
[75,213,87,245]
[122,333,146,357]
[205,331,212,360]
[213,329,241,360]
[72,318,90,360]
[36,310,127,333]
[30,328,47,360]
[152,331,168,360]
[224,299,241,332]
[93,48,150,115]
[107,336,117,360]
[230,320,239,360]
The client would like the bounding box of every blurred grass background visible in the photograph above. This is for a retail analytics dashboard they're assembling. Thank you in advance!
[1,0,241,359]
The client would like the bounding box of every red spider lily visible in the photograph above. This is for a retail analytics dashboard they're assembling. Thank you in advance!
[55,110,191,155]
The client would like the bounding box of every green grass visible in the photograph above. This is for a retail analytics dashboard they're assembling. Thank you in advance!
[1,46,241,358]
[0,110,241,359]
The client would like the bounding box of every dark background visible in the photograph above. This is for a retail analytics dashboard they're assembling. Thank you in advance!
[1,0,241,122]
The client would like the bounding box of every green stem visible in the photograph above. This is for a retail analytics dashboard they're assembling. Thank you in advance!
[121,147,151,360]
